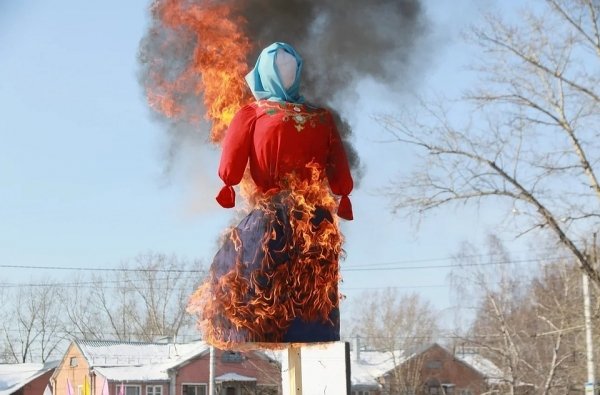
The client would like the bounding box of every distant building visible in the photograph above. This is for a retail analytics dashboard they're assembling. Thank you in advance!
[50,340,280,395]
[350,341,504,395]
[0,361,58,395]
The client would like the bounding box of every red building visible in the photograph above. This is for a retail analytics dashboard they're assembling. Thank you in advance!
[350,342,504,395]
[0,361,58,395]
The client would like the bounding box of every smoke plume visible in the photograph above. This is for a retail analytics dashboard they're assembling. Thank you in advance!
[240,0,425,103]
[138,0,428,184]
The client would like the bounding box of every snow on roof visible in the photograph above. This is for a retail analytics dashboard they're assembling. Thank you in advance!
[350,350,407,387]
[215,373,257,382]
[77,340,208,368]
[349,344,506,388]
[0,361,59,395]
[94,365,171,382]
[77,340,210,382]
[455,353,505,384]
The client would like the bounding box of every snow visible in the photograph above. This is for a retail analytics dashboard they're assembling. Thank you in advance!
[350,345,504,388]
[0,361,58,395]
[215,373,256,382]
[79,340,210,382]
[456,353,505,384]
[94,365,171,382]
[78,340,208,367]
[350,350,407,387]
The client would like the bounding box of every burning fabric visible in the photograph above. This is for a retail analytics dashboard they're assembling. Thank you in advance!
[187,42,354,349]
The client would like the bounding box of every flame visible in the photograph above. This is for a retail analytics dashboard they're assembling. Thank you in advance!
[188,164,345,349]
[148,1,346,347]
[145,0,252,142]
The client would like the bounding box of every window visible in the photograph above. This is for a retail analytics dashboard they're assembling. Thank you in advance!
[69,357,78,367]
[442,384,455,395]
[147,386,162,395]
[426,360,442,369]
[221,351,244,363]
[182,384,207,395]
[125,386,141,395]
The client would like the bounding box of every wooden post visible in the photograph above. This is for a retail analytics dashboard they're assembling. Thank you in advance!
[287,345,303,394]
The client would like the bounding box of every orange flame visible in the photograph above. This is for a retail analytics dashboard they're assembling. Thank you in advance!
[146,0,252,142]
[188,164,345,349]
[150,1,347,347]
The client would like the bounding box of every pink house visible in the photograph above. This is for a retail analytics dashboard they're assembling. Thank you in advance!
[50,340,280,395]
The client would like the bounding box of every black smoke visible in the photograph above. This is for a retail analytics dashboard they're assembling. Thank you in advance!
[139,0,428,185]
[240,0,425,103]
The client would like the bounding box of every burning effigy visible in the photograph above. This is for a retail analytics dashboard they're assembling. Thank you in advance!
[187,42,353,348]
[139,0,425,349]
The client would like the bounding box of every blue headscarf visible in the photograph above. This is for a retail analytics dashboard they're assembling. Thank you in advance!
[245,42,305,103]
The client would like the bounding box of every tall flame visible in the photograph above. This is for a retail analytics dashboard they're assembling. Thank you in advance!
[188,164,344,349]
[145,0,252,142]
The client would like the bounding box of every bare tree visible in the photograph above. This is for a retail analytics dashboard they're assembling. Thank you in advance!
[81,252,202,341]
[350,289,439,394]
[126,253,199,341]
[528,260,585,393]
[1,282,65,363]
[59,276,105,341]
[452,234,598,394]
[451,235,531,394]
[377,0,600,286]
[0,253,203,363]
[90,272,140,341]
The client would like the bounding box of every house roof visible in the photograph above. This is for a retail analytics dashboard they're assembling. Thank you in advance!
[455,352,504,384]
[350,350,407,387]
[349,343,505,388]
[0,361,59,395]
[93,365,171,382]
[215,373,257,383]
[77,340,208,368]
[78,340,277,383]
[73,340,210,382]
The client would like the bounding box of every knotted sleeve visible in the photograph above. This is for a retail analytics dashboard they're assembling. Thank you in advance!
[216,105,256,208]
[326,113,354,220]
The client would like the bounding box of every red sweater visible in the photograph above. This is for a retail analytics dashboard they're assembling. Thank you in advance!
[216,100,354,220]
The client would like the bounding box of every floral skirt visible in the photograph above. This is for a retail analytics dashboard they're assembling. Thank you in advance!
[189,188,343,350]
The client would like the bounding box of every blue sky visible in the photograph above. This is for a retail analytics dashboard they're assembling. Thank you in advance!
[0,0,526,325]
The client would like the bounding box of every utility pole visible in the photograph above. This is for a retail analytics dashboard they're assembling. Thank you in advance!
[583,272,596,395]
[583,235,597,395]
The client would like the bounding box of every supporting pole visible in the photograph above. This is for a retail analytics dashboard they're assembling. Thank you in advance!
[209,346,216,395]
[583,272,596,394]
[583,237,598,395]
[287,345,303,395]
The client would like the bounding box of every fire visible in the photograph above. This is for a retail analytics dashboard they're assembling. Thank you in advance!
[145,1,346,348]
[145,0,252,142]
[188,164,345,349]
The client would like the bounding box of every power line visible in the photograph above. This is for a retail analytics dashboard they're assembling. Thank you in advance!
[1,254,569,275]
[341,246,572,269]
[0,275,204,289]
[341,284,449,290]
[342,256,568,271]
[0,264,205,273]
[0,254,570,290]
